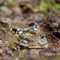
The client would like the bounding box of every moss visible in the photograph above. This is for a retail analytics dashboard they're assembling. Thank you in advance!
[9,39,16,49]
[55,3,60,10]
[0,0,3,4]
[0,6,12,15]
[55,56,60,60]
[39,2,51,13]
[11,23,28,28]
[19,51,27,60]
[8,0,18,6]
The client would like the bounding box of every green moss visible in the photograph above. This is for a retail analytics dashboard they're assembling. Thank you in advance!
[19,51,27,60]
[39,2,51,13]
[55,3,60,10]
[55,56,60,60]
[26,4,32,9]
[19,51,24,58]
[0,0,3,4]
[8,0,18,6]
[12,23,28,28]
[0,6,12,14]
[48,0,55,4]
[9,39,16,49]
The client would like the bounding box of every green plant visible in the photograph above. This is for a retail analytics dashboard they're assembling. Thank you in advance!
[9,39,16,49]
[8,0,18,6]
[0,6,12,14]
[0,0,3,4]
[39,2,51,13]
[55,3,60,10]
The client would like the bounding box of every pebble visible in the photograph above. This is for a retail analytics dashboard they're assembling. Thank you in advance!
[0,40,3,45]
[14,57,20,60]
[0,40,3,43]
[0,37,2,40]
[4,47,13,56]
[40,51,56,57]
[0,49,3,56]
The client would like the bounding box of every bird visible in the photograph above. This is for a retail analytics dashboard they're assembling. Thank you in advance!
[37,34,48,48]
[25,24,40,35]
[12,28,33,43]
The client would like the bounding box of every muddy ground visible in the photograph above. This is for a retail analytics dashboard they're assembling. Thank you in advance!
[0,0,60,60]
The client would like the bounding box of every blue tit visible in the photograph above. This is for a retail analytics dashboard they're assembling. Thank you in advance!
[19,35,31,41]
[29,30,36,34]
[27,28,36,34]
[12,28,17,33]
[15,28,24,40]
[33,24,39,31]
[16,28,23,35]
[37,34,48,46]
[12,28,23,34]
[27,25,39,34]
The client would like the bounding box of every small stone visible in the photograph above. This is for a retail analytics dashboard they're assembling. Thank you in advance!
[0,40,3,45]
[53,23,58,27]
[14,57,19,60]
[0,37,2,40]
[4,47,14,56]
[0,40,3,43]
[4,41,9,45]
[44,44,48,48]
[0,49,3,56]
[13,7,22,15]
[8,0,18,6]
